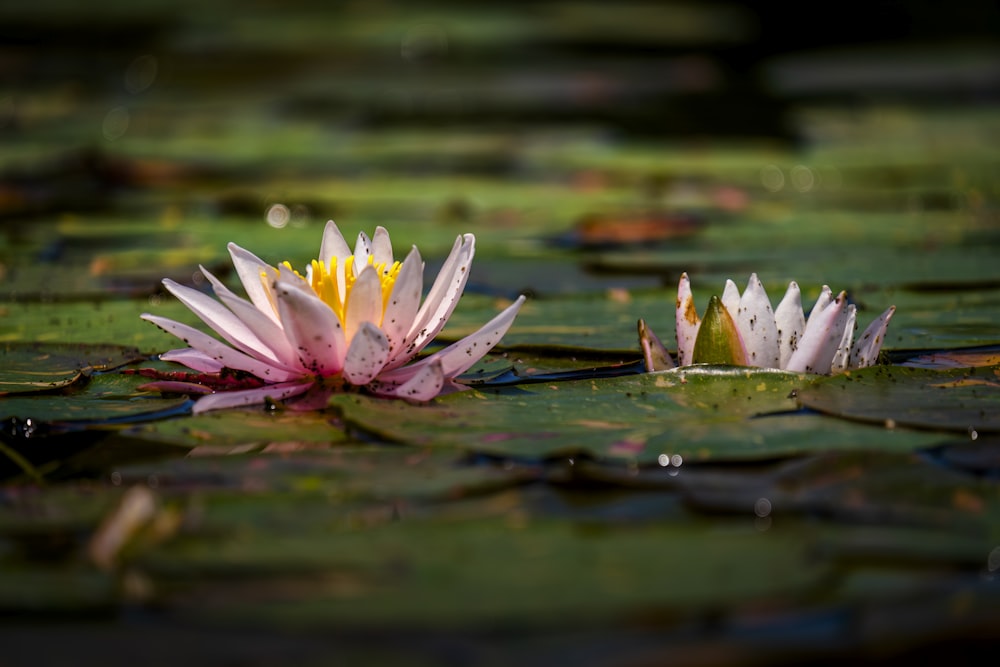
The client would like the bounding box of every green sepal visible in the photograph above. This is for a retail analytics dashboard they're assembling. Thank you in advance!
[692,296,747,365]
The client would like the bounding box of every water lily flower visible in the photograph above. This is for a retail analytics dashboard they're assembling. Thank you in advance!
[638,272,895,374]
[141,221,525,413]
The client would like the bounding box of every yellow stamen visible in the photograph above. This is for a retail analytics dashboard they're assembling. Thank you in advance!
[304,255,401,325]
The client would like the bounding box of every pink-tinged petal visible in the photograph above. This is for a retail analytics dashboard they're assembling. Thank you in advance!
[830,304,857,373]
[735,273,780,368]
[343,265,384,342]
[389,295,525,382]
[382,246,423,363]
[343,322,391,385]
[396,234,474,364]
[850,305,895,368]
[142,314,300,382]
[785,291,848,373]
[774,281,805,369]
[638,319,675,372]
[192,381,314,414]
[158,347,224,373]
[721,279,740,316]
[372,360,445,401]
[228,243,280,323]
[319,220,351,266]
[273,276,346,376]
[201,267,299,369]
[161,278,288,368]
[809,285,833,318]
[352,230,372,275]
[371,226,393,267]
[675,272,700,366]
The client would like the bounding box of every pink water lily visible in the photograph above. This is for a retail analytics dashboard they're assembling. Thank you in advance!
[639,272,895,374]
[141,221,525,413]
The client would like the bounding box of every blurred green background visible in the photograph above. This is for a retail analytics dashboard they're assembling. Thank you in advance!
[2,2,1000,665]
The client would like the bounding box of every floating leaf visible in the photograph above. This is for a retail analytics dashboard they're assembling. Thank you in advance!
[332,367,944,463]
[0,343,145,395]
[796,364,1000,433]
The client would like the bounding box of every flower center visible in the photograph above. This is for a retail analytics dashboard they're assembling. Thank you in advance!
[302,255,401,325]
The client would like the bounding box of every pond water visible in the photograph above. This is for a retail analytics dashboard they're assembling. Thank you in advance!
[2,2,1000,664]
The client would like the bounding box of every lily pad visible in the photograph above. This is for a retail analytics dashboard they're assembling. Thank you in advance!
[0,342,145,395]
[796,364,1000,433]
[332,366,945,463]
[0,371,189,428]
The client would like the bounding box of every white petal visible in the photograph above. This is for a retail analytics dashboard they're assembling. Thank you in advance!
[319,220,351,267]
[721,279,740,316]
[141,314,299,382]
[343,265,385,342]
[372,360,445,401]
[159,348,224,373]
[785,291,848,373]
[192,381,314,414]
[161,278,287,368]
[675,272,700,366]
[371,226,393,266]
[352,230,372,275]
[343,322,391,385]
[809,285,833,317]
[830,304,857,373]
[384,295,525,383]
[228,243,280,324]
[735,273,780,368]
[382,246,423,362]
[850,305,896,368]
[774,281,805,369]
[395,234,475,366]
[201,267,299,369]
[273,277,346,376]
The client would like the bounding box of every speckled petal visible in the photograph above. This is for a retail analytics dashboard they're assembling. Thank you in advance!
[774,281,805,369]
[384,295,525,384]
[161,278,286,368]
[201,267,299,369]
[273,277,346,376]
[735,273,780,368]
[318,220,351,267]
[191,380,314,414]
[675,272,700,366]
[785,290,848,373]
[382,246,423,362]
[343,321,392,385]
[830,304,857,373]
[227,243,280,324]
[141,314,299,382]
[371,226,393,267]
[343,265,384,342]
[394,234,475,366]
[850,305,896,368]
[159,348,224,373]
[373,360,445,401]
[352,230,372,275]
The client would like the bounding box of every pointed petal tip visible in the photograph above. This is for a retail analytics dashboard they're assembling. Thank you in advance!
[638,318,675,372]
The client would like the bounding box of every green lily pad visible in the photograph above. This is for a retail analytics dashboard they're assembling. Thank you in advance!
[332,366,945,463]
[0,371,189,426]
[796,364,1000,433]
[0,342,145,395]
